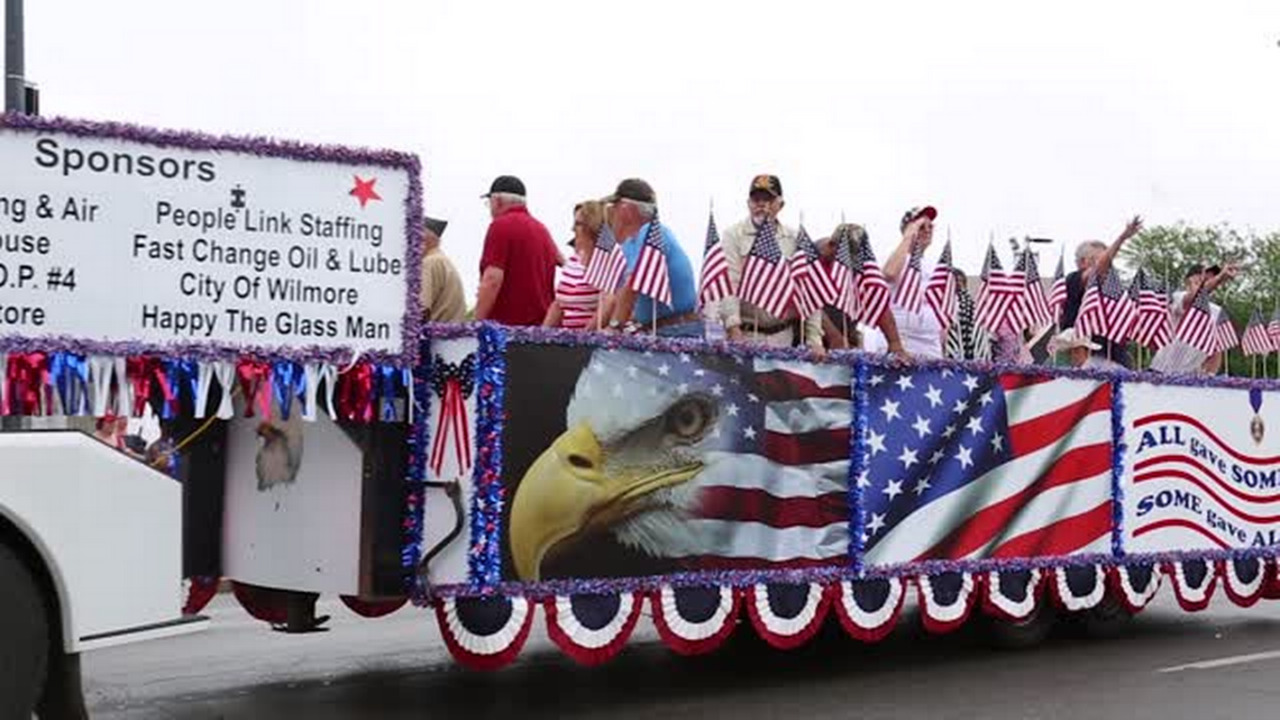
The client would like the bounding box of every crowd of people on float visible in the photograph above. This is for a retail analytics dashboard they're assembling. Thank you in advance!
[418,173,1240,376]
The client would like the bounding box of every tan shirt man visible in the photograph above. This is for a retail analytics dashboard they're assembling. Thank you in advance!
[706,217,823,351]
[419,247,467,323]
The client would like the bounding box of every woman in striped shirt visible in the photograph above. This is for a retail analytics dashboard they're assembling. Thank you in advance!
[543,200,608,330]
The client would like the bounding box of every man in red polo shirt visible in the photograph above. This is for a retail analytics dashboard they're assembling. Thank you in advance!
[473,175,561,325]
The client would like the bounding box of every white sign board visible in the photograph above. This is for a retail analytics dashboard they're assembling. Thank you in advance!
[0,122,416,359]
[1123,382,1280,552]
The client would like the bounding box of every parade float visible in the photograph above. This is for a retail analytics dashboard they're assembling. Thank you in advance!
[2,114,1279,716]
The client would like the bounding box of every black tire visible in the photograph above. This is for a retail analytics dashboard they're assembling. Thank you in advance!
[983,603,1058,650]
[37,652,89,720]
[1079,592,1134,640]
[0,543,51,719]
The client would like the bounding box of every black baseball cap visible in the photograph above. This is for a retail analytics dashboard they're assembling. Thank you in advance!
[604,178,656,205]
[423,216,447,238]
[900,205,938,231]
[749,174,782,198]
[481,175,526,198]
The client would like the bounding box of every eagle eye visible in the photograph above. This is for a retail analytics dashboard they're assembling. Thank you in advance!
[663,396,715,443]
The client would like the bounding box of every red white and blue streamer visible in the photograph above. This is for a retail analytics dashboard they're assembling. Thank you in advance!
[1165,559,1217,612]
[1050,564,1107,611]
[1220,557,1267,608]
[834,577,905,642]
[434,594,533,671]
[1110,563,1162,613]
[983,568,1044,622]
[917,572,977,634]
[745,582,831,650]
[651,584,741,656]
[544,591,644,666]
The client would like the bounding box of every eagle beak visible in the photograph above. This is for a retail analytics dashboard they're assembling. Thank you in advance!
[509,422,701,582]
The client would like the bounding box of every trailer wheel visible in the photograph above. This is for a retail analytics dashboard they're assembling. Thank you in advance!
[0,543,51,719]
[1079,593,1134,639]
[983,603,1058,650]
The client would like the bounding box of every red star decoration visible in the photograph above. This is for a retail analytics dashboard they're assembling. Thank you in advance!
[349,175,382,208]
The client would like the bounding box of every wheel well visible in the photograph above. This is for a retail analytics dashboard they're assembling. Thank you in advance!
[0,515,65,650]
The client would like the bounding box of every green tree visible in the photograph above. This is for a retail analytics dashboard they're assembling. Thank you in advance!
[1120,222,1277,377]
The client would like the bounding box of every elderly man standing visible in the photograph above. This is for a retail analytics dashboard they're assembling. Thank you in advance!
[1059,216,1144,369]
[418,216,467,323]
[601,178,701,337]
[707,175,824,353]
[474,175,561,326]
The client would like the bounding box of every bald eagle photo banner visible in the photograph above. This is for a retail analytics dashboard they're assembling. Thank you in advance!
[501,343,853,582]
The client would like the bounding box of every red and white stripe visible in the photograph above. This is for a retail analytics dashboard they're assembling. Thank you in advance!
[1131,291,1171,349]
[1073,281,1106,339]
[583,246,628,293]
[1048,276,1068,322]
[631,243,671,306]
[791,250,838,319]
[556,255,602,330]
[1012,278,1054,332]
[1174,302,1215,356]
[865,376,1114,566]
[1242,322,1274,356]
[1212,317,1239,353]
[892,251,925,315]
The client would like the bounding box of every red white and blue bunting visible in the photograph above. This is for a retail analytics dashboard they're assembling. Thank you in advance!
[745,583,831,650]
[917,572,977,634]
[650,584,741,656]
[340,595,408,619]
[834,577,906,643]
[544,591,644,666]
[1165,559,1217,612]
[983,568,1044,622]
[434,595,534,671]
[1220,558,1267,608]
[1050,564,1107,612]
[1110,563,1163,613]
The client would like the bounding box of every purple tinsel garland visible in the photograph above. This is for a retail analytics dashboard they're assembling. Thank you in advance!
[467,324,507,590]
[402,335,432,599]
[1110,379,1127,558]
[849,356,870,575]
[0,112,423,367]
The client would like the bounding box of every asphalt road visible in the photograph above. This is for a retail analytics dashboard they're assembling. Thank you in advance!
[85,592,1280,719]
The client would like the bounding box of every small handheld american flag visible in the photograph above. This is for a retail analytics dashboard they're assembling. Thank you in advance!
[1174,287,1216,356]
[1010,248,1053,332]
[790,224,838,319]
[1241,308,1274,357]
[738,220,796,320]
[1212,313,1239,354]
[1128,268,1171,350]
[698,210,732,306]
[629,215,672,306]
[583,221,628,292]
[855,233,891,327]
[1098,268,1135,345]
[974,244,1024,333]
[924,240,957,331]
[1268,304,1280,349]
[1048,251,1068,324]
[892,241,926,314]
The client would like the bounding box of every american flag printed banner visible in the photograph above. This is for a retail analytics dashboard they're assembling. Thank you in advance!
[738,220,796,320]
[892,241,926,314]
[861,367,1114,566]
[974,244,1024,334]
[629,218,672,306]
[583,221,628,293]
[924,240,957,331]
[1048,251,1068,323]
[1242,308,1274,357]
[1124,383,1280,552]
[501,345,850,581]
[698,210,732,306]
[790,224,838,319]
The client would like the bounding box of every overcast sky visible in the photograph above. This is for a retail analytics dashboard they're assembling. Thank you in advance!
[9,1,1280,295]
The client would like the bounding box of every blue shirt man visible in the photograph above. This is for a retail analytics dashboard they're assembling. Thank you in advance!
[620,220,698,327]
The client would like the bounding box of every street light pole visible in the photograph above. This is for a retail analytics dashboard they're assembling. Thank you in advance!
[4,0,26,113]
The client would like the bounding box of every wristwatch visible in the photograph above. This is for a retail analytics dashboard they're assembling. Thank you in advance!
[607,319,622,330]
